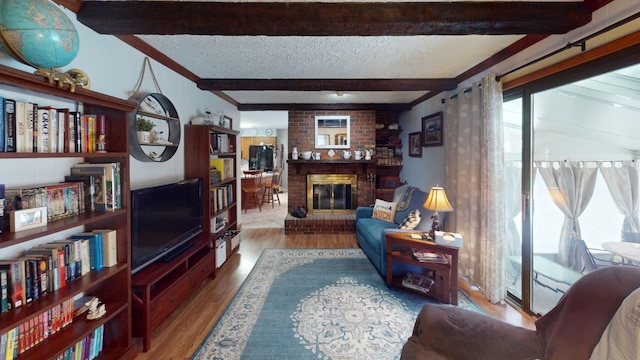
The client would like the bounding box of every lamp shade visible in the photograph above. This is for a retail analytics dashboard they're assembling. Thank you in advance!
[423,187,454,212]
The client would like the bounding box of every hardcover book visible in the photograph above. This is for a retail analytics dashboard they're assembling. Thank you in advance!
[4,98,16,152]
[36,107,50,153]
[0,269,8,313]
[15,100,26,152]
[0,97,4,152]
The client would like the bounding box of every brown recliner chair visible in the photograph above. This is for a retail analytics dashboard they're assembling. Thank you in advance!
[400,266,640,360]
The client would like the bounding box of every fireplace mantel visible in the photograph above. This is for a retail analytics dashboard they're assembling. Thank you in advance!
[288,159,375,174]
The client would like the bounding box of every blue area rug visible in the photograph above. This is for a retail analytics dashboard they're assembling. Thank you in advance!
[192,248,483,360]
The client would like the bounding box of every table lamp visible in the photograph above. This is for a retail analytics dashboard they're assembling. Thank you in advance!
[423,186,454,240]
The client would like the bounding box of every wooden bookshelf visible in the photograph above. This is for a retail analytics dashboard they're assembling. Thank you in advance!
[0,64,136,359]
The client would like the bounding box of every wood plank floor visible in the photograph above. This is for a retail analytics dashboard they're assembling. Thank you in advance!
[133,228,536,359]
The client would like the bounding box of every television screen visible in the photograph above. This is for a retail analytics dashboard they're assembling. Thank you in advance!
[131,178,203,274]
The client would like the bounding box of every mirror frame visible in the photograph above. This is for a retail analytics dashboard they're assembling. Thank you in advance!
[314,115,350,149]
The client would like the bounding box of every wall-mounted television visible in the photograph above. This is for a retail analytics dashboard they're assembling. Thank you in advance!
[131,178,203,274]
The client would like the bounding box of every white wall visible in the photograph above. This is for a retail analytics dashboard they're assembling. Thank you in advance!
[398,97,445,192]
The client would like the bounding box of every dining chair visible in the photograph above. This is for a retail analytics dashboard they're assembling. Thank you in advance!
[242,169,263,213]
[261,168,282,208]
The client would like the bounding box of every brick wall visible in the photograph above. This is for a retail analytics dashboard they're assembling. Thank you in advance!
[287,110,377,211]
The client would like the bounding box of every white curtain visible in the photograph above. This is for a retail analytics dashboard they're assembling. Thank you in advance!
[443,74,506,303]
[599,161,640,238]
[537,161,598,270]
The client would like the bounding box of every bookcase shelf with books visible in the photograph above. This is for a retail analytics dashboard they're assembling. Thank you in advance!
[184,124,240,237]
[0,64,136,359]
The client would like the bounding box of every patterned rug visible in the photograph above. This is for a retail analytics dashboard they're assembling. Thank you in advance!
[192,249,484,360]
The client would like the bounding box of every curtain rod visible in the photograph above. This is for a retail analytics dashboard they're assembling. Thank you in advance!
[495,11,640,82]
[441,83,481,103]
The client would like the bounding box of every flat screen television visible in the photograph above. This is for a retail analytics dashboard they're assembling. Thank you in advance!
[131,178,203,274]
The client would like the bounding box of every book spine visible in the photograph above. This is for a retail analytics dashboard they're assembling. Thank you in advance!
[95,114,106,152]
[0,269,8,313]
[15,100,25,152]
[37,108,49,153]
[56,109,65,153]
[27,102,36,153]
[0,97,4,152]
[4,99,16,152]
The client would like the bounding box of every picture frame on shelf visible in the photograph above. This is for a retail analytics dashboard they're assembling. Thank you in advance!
[408,132,422,157]
[219,115,232,129]
[10,207,48,232]
[422,112,443,147]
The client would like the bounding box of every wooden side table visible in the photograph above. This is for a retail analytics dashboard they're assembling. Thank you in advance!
[385,232,459,305]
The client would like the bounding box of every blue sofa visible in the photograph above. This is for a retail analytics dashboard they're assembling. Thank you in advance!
[356,185,433,277]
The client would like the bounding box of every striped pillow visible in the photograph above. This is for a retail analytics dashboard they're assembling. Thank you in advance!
[398,209,421,230]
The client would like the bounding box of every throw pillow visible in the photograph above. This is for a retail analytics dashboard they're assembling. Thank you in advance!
[398,209,421,230]
[372,199,398,223]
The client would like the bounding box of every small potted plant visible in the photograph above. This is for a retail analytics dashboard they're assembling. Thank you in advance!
[136,117,155,143]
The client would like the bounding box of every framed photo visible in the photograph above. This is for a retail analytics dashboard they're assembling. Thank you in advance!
[422,111,443,147]
[219,115,232,129]
[408,132,422,157]
[10,207,48,232]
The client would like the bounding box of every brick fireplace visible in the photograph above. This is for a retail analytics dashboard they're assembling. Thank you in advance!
[285,110,377,233]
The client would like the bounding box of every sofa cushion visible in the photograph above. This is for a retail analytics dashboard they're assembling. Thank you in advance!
[372,199,398,223]
[398,209,421,230]
[358,218,399,248]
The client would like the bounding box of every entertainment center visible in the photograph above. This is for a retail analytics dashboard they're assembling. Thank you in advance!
[130,124,241,351]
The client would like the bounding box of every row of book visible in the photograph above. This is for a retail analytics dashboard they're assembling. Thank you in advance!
[0,97,107,153]
[211,184,233,213]
[2,161,122,228]
[209,157,234,183]
[209,131,232,154]
[0,230,117,313]
[52,324,104,360]
[0,298,75,359]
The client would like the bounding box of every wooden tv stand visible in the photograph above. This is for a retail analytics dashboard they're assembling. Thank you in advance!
[131,234,219,352]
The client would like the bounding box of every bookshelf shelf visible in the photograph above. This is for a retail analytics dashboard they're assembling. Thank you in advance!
[0,63,135,359]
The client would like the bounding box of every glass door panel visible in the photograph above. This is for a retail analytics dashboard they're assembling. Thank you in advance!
[503,97,524,300]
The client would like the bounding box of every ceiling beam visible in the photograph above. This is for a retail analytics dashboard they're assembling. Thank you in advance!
[77,1,591,36]
[197,79,457,92]
[238,103,412,112]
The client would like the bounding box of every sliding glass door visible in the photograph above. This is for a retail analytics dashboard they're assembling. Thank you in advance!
[504,57,640,315]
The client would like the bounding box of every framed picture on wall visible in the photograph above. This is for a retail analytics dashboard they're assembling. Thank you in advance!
[409,132,422,157]
[422,112,443,147]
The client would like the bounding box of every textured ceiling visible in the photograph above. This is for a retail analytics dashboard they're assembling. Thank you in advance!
[140,34,522,104]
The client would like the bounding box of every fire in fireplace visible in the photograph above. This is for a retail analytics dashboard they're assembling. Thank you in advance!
[307,174,358,213]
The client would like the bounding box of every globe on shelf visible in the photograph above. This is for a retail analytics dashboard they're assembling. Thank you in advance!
[0,0,79,69]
